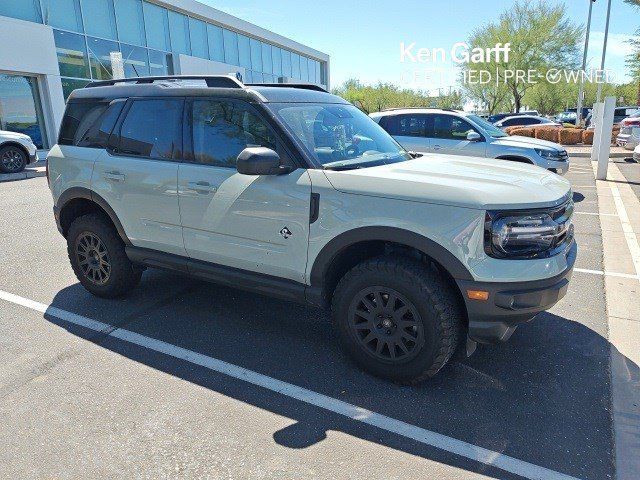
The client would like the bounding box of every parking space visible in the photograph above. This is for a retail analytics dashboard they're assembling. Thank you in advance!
[0,160,636,479]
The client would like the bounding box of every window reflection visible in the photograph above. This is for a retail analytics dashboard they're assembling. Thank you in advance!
[87,37,122,80]
[54,30,91,79]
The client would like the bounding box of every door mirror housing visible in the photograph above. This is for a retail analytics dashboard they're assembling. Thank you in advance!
[467,131,482,142]
[236,147,291,175]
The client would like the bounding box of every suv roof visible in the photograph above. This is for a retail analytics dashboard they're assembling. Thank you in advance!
[69,75,347,105]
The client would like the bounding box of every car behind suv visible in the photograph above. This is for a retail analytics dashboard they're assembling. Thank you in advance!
[48,76,576,383]
[370,108,570,174]
[0,130,38,173]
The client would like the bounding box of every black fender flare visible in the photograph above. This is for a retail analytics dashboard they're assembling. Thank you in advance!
[309,226,474,288]
[56,187,132,246]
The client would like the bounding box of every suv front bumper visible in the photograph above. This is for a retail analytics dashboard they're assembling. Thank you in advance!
[456,241,577,344]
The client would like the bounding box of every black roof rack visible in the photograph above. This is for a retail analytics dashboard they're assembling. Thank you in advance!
[85,75,244,89]
[245,83,328,93]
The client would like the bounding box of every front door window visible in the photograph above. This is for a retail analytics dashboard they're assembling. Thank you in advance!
[0,74,48,148]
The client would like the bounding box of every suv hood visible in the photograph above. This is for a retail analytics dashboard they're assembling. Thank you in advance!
[323,154,571,210]
[492,135,564,151]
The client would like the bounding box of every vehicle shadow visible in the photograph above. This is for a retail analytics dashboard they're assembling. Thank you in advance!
[42,269,629,480]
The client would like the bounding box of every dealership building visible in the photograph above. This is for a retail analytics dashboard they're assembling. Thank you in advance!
[0,0,330,148]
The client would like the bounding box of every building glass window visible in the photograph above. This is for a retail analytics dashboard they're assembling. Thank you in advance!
[0,0,42,23]
[0,74,48,148]
[61,78,91,100]
[237,33,250,69]
[54,30,91,79]
[207,24,224,62]
[261,43,273,75]
[281,49,291,78]
[81,0,117,40]
[189,18,208,59]
[291,53,301,79]
[114,0,146,47]
[120,43,149,77]
[148,49,173,76]
[42,0,84,33]
[299,55,309,82]
[142,1,170,52]
[250,38,262,73]
[315,61,322,85]
[272,47,282,78]
[168,10,190,55]
[87,36,120,80]
[223,30,239,66]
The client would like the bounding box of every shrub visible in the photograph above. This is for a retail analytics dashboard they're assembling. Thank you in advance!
[503,126,519,135]
[510,127,535,138]
[534,127,560,143]
[582,129,594,145]
[558,128,583,145]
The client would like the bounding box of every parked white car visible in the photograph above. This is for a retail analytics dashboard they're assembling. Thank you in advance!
[616,112,640,151]
[370,109,569,174]
[634,143,640,163]
[0,130,38,173]
[494,115,561,129]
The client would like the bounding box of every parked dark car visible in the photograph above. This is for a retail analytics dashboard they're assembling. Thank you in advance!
[494,115,561,129]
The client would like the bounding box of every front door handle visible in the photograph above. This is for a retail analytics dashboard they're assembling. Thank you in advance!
[188,181,216,194]
[104,171,125,182]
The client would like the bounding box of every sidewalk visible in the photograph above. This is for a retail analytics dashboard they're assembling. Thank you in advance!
[591,159,640,480]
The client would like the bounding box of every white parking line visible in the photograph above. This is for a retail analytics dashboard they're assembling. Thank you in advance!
[574,268,640,280]
[574,211,618,217]
[0,289,581,480]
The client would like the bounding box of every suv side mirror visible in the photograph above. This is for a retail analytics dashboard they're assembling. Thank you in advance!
[236,147,290,175]
[467,131,482,142]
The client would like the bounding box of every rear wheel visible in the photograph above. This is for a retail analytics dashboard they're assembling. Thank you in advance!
[332,256,463,384]
[67,213,141,298]
[0,145,27,173]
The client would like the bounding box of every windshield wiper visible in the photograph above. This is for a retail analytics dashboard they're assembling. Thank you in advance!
[323,163,364,171]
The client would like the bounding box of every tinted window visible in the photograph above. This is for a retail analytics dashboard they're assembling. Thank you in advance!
[191,100,276,168]
[382,114,430,137]
[54,30,90,79]
[81,0,118,40]
[207,24,224,62]
[118,99,183,159]
[59,101,105,146]
[433,115,477,139]
[0,0,42,22]
[114,0,146,46]
[78,101,125,148]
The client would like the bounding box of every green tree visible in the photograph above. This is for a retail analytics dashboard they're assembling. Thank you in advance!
[462,1,582,112]
[625,0,640,104]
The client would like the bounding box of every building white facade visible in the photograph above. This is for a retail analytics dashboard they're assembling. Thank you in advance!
[0,0,330,149]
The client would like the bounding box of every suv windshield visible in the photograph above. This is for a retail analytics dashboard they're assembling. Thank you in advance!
[467,114,508,138]
[269,103,411,170]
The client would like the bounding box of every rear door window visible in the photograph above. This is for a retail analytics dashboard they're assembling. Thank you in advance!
[117,98,184,160]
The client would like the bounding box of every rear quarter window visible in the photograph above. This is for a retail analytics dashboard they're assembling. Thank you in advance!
[58,100,124,148]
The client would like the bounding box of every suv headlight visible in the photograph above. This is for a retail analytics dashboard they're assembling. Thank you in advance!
[534,148,562,159]
[484,201,574,259]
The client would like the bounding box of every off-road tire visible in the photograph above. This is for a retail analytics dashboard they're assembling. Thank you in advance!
[67,213,141,298]
[332,255,463,384]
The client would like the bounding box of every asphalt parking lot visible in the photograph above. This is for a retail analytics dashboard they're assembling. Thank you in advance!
[0,157,637,479]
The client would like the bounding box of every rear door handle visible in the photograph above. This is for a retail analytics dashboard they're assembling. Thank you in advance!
[104,171,125,182]
[188,181,216,194]
[433,145,443,150]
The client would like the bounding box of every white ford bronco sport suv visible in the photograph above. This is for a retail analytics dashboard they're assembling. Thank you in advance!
[48,76,576,384]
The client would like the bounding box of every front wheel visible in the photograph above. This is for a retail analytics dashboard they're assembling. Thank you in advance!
[0,145,27,173]
[332,256,463,384]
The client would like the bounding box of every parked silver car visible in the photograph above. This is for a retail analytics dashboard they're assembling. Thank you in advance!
[616,111,640,151]
[370,109,569,175]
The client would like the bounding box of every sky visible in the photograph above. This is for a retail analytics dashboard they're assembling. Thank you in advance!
[200,0,639,93]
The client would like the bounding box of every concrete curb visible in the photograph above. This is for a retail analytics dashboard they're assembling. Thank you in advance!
[0,168,46,183]
[569,152,632,159]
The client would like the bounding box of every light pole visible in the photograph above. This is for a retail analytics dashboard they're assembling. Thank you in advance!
[575,0,595,126]
[596,0,613,102]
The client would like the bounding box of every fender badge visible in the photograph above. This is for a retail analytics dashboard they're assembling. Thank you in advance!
[279,227,292,239]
